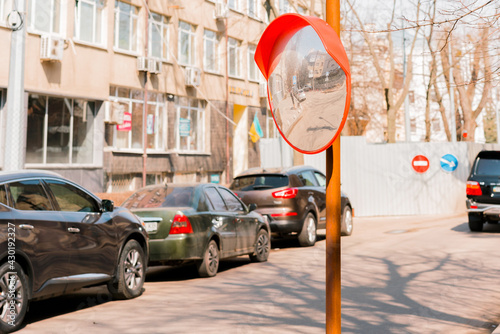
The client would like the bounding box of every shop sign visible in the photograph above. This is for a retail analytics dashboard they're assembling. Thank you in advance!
[117,112,132,131]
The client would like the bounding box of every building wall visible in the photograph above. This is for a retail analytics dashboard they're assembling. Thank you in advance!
[0,0,280,192]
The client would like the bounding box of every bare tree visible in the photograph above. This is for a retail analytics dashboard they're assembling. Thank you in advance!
[346,0,421,143]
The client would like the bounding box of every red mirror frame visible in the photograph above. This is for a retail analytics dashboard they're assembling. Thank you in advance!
[254,14,351,154]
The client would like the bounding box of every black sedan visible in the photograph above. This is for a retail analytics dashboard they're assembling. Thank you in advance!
[122,183,271,277]
[0,170,148,333]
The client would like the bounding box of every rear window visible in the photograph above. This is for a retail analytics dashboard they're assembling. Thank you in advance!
[474,158,500,176]
[122,186,195,209]
[230,175,289,191]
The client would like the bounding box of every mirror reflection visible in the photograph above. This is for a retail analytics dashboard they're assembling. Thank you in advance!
[268,26,347,152]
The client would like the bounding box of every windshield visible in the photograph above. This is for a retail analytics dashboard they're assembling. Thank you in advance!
[230,175,289,191]
[122,186,195,209]
[474,158,500,176]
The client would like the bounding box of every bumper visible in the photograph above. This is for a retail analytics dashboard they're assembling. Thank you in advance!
[264,216,303,234]
[466,199,500,221]
[148,234,201,262]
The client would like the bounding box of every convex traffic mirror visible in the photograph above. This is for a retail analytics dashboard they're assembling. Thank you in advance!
[255,14,351,154]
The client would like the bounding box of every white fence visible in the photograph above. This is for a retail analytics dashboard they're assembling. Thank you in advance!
[260,136,500,217]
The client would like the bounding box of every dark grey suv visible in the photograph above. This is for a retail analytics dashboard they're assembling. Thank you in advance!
[230,166,353,247]
[467,151,500,231]
[0,170,149,332]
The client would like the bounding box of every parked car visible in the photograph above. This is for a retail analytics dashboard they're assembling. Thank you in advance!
[122,183,270,278]
[230,166,353,247]
[296,89,306,103]
[0,170,148,333]
[466,150,500,231]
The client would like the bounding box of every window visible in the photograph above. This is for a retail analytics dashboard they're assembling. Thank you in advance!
[178,20,196,66]
[0,0,13,25]
[114,1,138,52]
[26,94,96,165]
[204,29,220,73]
[266,109,277,138]
[175,98,205,152]
[228,0,242,12]
[122,186,194,209]
[0,184,8,207]
[218,188,244,212]
[248,44,258,81]
[230,175,289,191]
[107,87,165,151]
[149,12,169,60]
[74,0,105,45]
[9,180,52,211]
[314,172,326,187]
[297,171,318,187]
[46,180,99,212]
[279,0,292,15]
[205,187,226,211]
[248,0,259,19]
[28,0,62,34]
[228,37,241,77]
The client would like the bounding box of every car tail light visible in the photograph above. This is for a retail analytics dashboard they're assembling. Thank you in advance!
[169,214,193,234]
[271,212,298,217]
[272,188,298,199]
[466,181,482,196]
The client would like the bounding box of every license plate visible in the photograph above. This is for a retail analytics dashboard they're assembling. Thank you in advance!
[493,186,500,193]
[144,222,158,233]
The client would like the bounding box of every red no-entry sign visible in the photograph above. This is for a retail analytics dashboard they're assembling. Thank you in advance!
[412,155,430,173]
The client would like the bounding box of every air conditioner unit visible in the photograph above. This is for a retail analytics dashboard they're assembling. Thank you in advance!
[259,82,268,98]
[40,35,63,61]
[137,56,149,72]
[214,1,228,19]
[185,67,201,87]
[148,58,162,74]
[104,101,125,124]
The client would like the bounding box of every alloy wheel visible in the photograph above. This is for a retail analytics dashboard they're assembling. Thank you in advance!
[256,233,270,258]
[124,249,143,290]
[0,272,24,324]
[208,243,219,275]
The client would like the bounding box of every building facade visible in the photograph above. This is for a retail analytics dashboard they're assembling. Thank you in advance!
[0,0,322,192]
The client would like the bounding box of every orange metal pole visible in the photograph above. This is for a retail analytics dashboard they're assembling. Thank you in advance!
[325,1,342,333]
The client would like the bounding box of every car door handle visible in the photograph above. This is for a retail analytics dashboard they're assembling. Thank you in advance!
[67,227,80,233]
[19,224,34,230]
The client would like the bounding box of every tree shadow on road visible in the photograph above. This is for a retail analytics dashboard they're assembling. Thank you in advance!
[341,253,500,333]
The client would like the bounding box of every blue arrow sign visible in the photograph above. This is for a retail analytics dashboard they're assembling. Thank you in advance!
[440,154,458,172]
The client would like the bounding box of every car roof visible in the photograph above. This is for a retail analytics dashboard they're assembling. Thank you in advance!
[234,165,320,178]
[131,182,228,192]
[0,169,64,183]
[476,151,500,159]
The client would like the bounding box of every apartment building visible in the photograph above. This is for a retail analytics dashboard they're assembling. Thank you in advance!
[0,0,322,192]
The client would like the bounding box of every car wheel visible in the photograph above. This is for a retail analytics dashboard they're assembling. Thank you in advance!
[298,212,317,247]
[0,262,29,333]
[468,213,484,232]
[108,240,146,300]
[197,240,219,277]
[341,206,353,236]
[249,229,270,262]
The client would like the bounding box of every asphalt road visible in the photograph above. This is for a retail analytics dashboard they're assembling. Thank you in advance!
[16,214,500,333]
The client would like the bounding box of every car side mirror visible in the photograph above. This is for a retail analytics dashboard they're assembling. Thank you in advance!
[248,203,257,212]
[101,199,114,213]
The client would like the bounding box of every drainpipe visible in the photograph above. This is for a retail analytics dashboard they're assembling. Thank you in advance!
[142,0,149,188]
[225,15,230,184]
